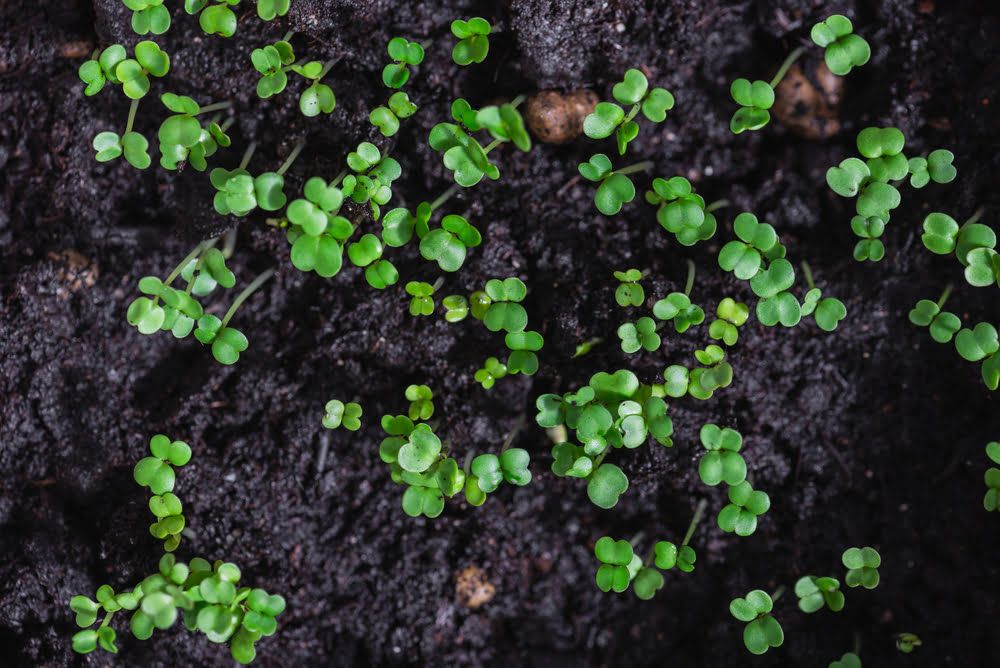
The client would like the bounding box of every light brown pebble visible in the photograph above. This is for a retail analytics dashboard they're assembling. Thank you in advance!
[455,565,496,609]
[772,62,843,139]
[524,89,599,144]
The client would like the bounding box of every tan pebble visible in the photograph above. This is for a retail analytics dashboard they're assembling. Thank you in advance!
[455,565,496,609]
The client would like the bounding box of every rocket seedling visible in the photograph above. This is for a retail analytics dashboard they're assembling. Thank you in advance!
[583,68,675,154]
[908,285,962,344]
[578,154,651,216]
[799,262,847,332]
[729,588,785,655]
[645,177,724,246]
[652,260,706,333]
[842,547,881,589]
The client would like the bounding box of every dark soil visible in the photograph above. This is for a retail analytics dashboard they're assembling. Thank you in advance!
[1,0,998,666]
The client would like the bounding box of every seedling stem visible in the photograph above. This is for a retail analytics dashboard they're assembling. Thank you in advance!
[769,47,805,88]
[276,140,306,176]
[282,30,295,42]
[770,585,786,603]
[936,283,953,308]
[964,206,985,227]
[801,261,816,290]
[705,199,731,214]
[198,101,232,115]
[164,240,212,286]
[125,99,140,134]
[684,259,697,296]
[682,498,708,546]
[616,160,654,176]
[431,276,445,292]
[429,184,459,212]
[238,142,258,170]
[222,268,274,326]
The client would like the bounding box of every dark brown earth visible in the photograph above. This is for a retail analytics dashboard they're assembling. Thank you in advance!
[1,0,998,666]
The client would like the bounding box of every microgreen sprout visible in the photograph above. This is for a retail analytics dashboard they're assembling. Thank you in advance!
[133,434,191,552]
[908,285,961,343]
[613,268,645,307]
[954,320,1000,390]
[717,480,770,536]
[344,141,401,219]
[921,208,998,288]
[573,337,604,358]
[158,93,233,171]
[729,46,803,134]
[659,344,735,401]
[594,537,640,593]
[645,178,724,245]
[578,155,651,215]
[296,60,337,117]
[212,140,305,216]
[482,277,528,332]
[442,295,469,322]
[617,317,661,353]
[405,385,434,421]
[794,575,845,613]
[323,400,362,431]
[193,269,274,365]
[697,423,746,487]
[451,18,491,66]
[841,547,881,589]
[284,174,352,278]
[829,652,862,668]
[92,99,151,169]
[251,36,295,98]
[474,357,508,389]
[810,15,871,76]
[652,260,706,333]
[406,279,440,316]
[536,369,673,508]
[257,0,290,21]
[505,330,545,374]
[709,298,749,346]
[383,37,425,87]
[895,633,922,654]
[718,212,781,280]
[750,259,801,327]
[419,214,482,272]
[799,262,847,331]
[124,0,170,35]
[370,92,418,137]
[186,0,241,38]
[79,41,170,100]
[984,442,1000,511]
[583,68,674,154]
[729,588,784,655]
[851,215,886,262]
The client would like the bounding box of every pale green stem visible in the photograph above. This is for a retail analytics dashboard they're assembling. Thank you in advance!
[221,269,274,327]
[238,142,257,171]
[431,276,445,292]
[936,283,953,309]
[219,117,235,133]
[164,241,210,287]
[964,206,985,227]
[684,259,696,296]
[429,184,459,212]
[771,586,786,603]
[510,94,526,108]
[222,228,238,259]
[330,169,348,187]
[800,261,816,291]
[198,101,232,115]
[184,239,220,295]
[681,499,708,547]
[124,99,140,134]
[705,199,730,214]
[282,30,295,42]
[500,416,526,453]
[769,47,805,89]
[615,160,654,176]
[99,610,115,628]
[276,140,306,176]
[484,138,503,154]
[317,59,336,81]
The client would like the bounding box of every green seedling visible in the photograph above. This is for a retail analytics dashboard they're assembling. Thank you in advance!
[419,214,482,272]
[730,589,784,655]
[954,321,1000,390]
[984,442,1000,511]
[323,400,362,431]
[709,298,749,346]
[257,0,290,20]
[285,175,353,278]
[158,93,232,171]
[451,17,491,65]
[583,68,675,154]
[718,480,770,536]
[579,154,651,215]
[645,177,724,245]
[660,344,735,401]
[842,547,881,589]
[382,186,455,248]
[505,330,545,375]
[851,215,886,262]
[147,490,185,552]
[442,295,469,322]
[800,262,847,332]
[907,150,956,188]
[617,317,660,353]
[751,259,801,327]
[134,434,191,496]
[186,0,241,38]
[124,0,170,35]
[405,280,440,316]
[697,423,746,487]
[718,212,782,280]
[370,92,418,137]
[474,357,508,389]
[296,60,337,117]
[795,576,845,613]
[921,209,998,288]
[383,37,425,87]
[830,653,862,668]
[594,537,641,593]
[342,141,402,219]
[614,269,645,307]
[729,45,803,134]
[251,37,296,98]
[405,385,434,421]
[652,260,706,333]
[92,100,151,169]
[895,633,922,654]
[429,97,530,187]
[212,141,304,217]
[192,269,274,365]
[810,15,871,76]
[908,285,961,343]
[482,277,528,332]
[79,41,170,99]
[572,337,604,358]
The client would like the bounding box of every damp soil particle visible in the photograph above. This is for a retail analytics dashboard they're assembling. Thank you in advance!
[1,1,999,667]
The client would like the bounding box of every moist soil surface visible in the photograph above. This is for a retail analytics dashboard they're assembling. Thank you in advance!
[1,1,998,666]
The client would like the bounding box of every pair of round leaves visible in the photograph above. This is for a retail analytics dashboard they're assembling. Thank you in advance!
[729,590,784,655]
[419,215,482,272]
[382,37,424,87]
[191,1,239,38]
[698,423,746,487]
[826,157,871,198]
[252,41,295,97]
[300,82,336,117]
[842,546,881,589]
[794,575,845,613]
[470,449,532,492]
[851,215,886,262]
[718,480,770,536]
[257,0,290,21]
[594,536,640,593]
[709,298,749,345]
[588,462,629,509]
[984,442,1000,511]
[617,317,660,353]
[505,330,544,375]
[428,122,501,187]
[653,292,705,333]
[655,540,696,572]
[613,268,645,307]
[578,154,635,216]
[133,434,191,495]
[396,424,442,473]
[323,400,362,431]
[718,212,780,280]
[801,288,847,332]
[71,627,117,654]
[476,356,508,388]
[612,68,675,123]
[405,384,434,421]
[908,299,961,343]
[729,79,774,134]
[810,15,871,76]
[476,104,532,152]
[954,322,999,362]
[93,131,151,169]
[483,277,529,332]
[402,484,444,518]
[908,149,957,187]
[451,17,491,65]
[922,211,997,258]
[127,0,170,36]
[755,289,800,328]
[370,92,419,137]
[193,314,249,365]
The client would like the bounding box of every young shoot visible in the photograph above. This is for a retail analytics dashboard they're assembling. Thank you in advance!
[578,155,650,215]
[617,317,660,353]
[718,212,782,280]
[921,208,998,288]
[124,0,171,36]
[251,37,296,98]
[908,285,961,344]
[954,321,1000,390]
[895,633,922,654]
[323,400,362,431]
[212,140,304,217]
[851,215,886,262]
[193,268,274,365]
[405,279,440,316]
[729,588,784,655]
[505,330,545,375]
[186,0,241,38]
[382,37,425,88]
[829,653,862,668]
[482,277,528,333]
[842,547,881,589]
[659,345,735,402]
[751,258,801,328]
[257,0,290,21]
[984,442,1000,511]
[284,173,353,278]
[583,68,675,154]
[451,18,491,66]
[370,91,418,137]
[810,15,871,76]
[79,41,170,100]
[158,93,233,171]
[709,298,749,346]
[613,268,645,307]
[296,60,337,117]
[652,260,706,333]
[717,480,770,537]
[474,357,508,389]
[729,47,802,134]
[405,385,434,421]
[343,141,401,219]
[92,99,151,169]
[799,262,848,332]
[697,423,746,487]
[645,177,724,245]
[795,575,845,613]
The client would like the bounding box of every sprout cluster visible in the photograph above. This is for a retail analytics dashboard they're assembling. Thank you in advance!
[133,434,192,552]
[695,424,771,537]
[842,547,881,589]
[323,400,362,431]
[911,292,999,391]
[379,388,531,518]
[645,176,719,245]
[251,36,337,117]
[536,369,673,508]
[126,238,272,365]
[826,127,956,261]
[661,346,735,401]
[464,278,546,385]
[372,37,423,136]
[450,18,491,66]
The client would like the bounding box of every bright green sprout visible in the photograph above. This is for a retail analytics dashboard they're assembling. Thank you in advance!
[79,41,170,99]
[405,385,434,421]
[251,38,295,98]
[285,175,353,278]
[583,68,674,154]
[382,187,452,248]
[212,141,304,217]
[572,337,604,358]
[124,0,170,35]
[405,279,439,316]
[537,369,674,508]
[134,434,191,496]
[613,268,645,307]
[645,177,724,245]
[323,400,362,431]
[383,37,425,87]
[895,633,922,654]
[660,345,735,402]
[907,149,956,187]
[829,653,862,668]
[800,262,847,332]
[295,60,337,117]
[341,141,401,219]
[257,0,290,21]
[851,215,886,262]
[718,212,782,280]
[594,536,640,593]
[474,357,508,389]
[158,93,232,171]
[729,589,784,655]
[984,442,1000,511]
[442,295,469,322]
[92,102,150,169]
[717,480,770,536]
[729,44,804,134]
[697,423,746,487]
[505,330,545,375]
[751,259,801,327]
[419,214,482,272]
[185,0,241,38]
[469,289,491,320]
[709,298,749,346]
[617,316,660,353]
[193,270,273,365]
[451,17,491,65]
[652,260,706,333]
[147,490,185,552]
[908,285,961,343]
[954,321,1000,390]
[810,15,871,76]
[482,277,528,332]
[795,575,845,613]
[579,154,651,215]
[842,546,881,589]
[370,91,418,137]
[921,208,998,288]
